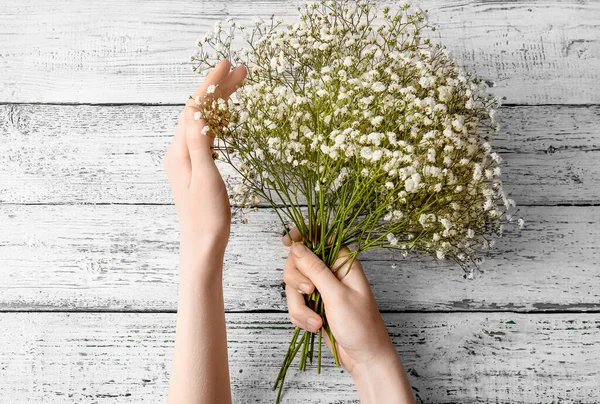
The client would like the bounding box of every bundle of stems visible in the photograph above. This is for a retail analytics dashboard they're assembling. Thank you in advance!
[192,1,521,402]
[272,241,356,403]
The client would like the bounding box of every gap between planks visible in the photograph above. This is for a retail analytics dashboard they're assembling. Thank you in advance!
[4,309,600,314]
[1,202,599,207]
[1,102,600,107]
[1,205,598,312]
[2,311,600,403]
[2,0,600,104]
[2,104,599,205]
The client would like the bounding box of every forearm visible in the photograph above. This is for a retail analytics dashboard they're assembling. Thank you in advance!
[351,351,415,404]
[167,243,231,404]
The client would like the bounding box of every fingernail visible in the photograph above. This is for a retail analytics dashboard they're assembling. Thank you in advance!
[307,317,319,328]
[292,243,305,258]
[298,283,310,294]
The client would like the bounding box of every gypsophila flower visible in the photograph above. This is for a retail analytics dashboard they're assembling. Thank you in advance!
[372,82,387,92]
[192,1,520,398]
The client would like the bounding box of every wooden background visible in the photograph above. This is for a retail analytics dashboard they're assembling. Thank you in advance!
[1,0,599,402]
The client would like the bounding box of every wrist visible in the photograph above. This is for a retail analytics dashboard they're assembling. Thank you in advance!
[351,350,415,404]
[350,346,400,380]
[179,233,226,259]
[178,237,226,282]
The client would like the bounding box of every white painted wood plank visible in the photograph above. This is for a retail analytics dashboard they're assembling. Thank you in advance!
[0,1,598,104]
[1,205,597,312]
[1,312,599,403]
[1,105,598,205]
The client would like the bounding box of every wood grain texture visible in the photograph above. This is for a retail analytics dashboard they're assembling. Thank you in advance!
[1,0,598,401]
[1,312,599,403]
[1,104,599,205]
[1,204,597,312]
[0,0,598,104]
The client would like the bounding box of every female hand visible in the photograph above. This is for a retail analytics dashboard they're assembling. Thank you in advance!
[282,228,415,403]
[282,228,396,374]
[165,60,246,404]
[163,59,247,260]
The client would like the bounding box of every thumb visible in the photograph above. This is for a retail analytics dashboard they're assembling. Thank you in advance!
[291,243,346,305]
[331,247,370,294]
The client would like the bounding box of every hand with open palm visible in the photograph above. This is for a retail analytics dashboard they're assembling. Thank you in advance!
[163,59,247,265]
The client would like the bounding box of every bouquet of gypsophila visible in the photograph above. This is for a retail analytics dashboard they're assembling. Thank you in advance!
[192,0,522,401]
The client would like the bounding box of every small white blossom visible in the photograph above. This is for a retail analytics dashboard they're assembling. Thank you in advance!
[473,164,482,181]
[437,86,453,102]
[372,82,386,92]
[194,0,517,272]
[419,75,436,89]
[371,116,384,126]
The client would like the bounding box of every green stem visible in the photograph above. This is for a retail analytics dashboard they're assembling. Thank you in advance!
[325,324,340,366]
[274,253,343,402]
[309,330,315,364]
[275,333,305,404]
[318,327,322,374]
[273,326,301,389]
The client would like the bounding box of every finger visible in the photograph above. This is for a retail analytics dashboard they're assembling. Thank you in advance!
[219,64,248,98]
[184,114,213,170]
[291,243,345,305]
[281,225,333,246]
[330,247,370,293]
[208,58,233,87]
[283,254,314,294]
[183,59,235,172]
[167,110,191,165]
[183,98,210,143]
[191,59,232,100]
[163,110,192,192]
[286,284,322,333]
[282,226,303,246]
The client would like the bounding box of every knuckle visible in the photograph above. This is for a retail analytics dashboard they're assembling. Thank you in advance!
[306,258,328,276]
[283,267,304,288]
[183,104,198,113]
[289,315,303,329]
[282,271,294,286]
[288,305,302,320]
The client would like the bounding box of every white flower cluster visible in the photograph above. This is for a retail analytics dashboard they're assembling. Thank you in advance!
[192,0,520,270]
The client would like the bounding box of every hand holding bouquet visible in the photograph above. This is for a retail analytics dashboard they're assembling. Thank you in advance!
[191,1,520,401]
